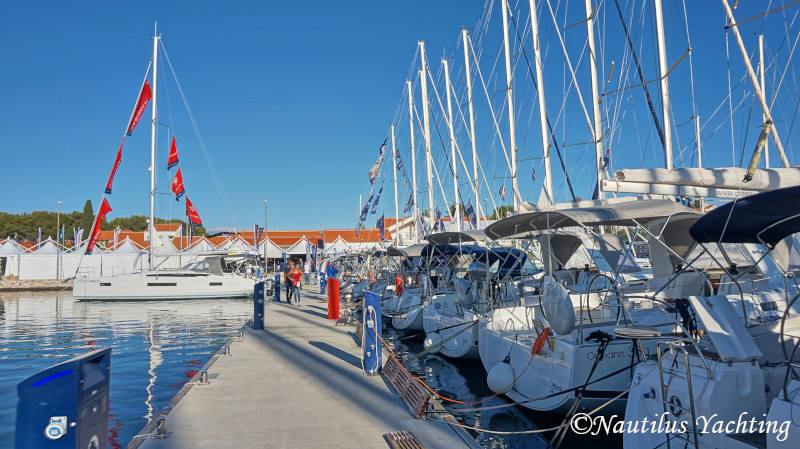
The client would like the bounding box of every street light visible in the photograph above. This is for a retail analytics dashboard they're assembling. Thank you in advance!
[56,200,63,279]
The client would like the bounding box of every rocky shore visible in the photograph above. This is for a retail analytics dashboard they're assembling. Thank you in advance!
[0,279,73,292]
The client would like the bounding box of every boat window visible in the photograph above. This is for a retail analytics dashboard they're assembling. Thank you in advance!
[147,282,177,287]
[100,282,111,287]
[209,282,222,286]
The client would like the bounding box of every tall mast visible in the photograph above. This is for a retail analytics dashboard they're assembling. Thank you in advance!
[461,29,481,221]
[390,124,400,244]
[418,41,434,228]
[406,80,419,242]
[759,34,769,168]
[149,23,159,270]
[443,58,461,232]
[531,0,554,206]
[501,0,519,210]
[721,0,789,167]
[653,0,673,169]
[585,0,606,196]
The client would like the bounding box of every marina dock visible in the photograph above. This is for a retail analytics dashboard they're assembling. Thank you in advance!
[131,289,479,449]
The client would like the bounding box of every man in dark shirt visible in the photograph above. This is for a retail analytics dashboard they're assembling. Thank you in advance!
[284,261,294,303]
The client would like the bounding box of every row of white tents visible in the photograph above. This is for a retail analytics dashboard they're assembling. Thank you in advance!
[0,235,387,280]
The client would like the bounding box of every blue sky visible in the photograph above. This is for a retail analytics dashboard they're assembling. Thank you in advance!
[2,1,799,230]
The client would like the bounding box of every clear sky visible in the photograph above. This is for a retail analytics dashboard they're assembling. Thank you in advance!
[2,1,799,231]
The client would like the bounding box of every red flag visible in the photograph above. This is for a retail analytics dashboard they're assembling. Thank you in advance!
[104,139,125,194]
[127,80,152,136]
[85,198,112,255]
[185,197,203,225]
[167,137,179,169]
[171,168,185,201]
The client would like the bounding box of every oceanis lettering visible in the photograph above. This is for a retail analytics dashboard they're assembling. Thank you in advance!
[569,412,790,442]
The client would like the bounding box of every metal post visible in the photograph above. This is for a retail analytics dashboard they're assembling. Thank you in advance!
[721,0,789,167]
[407,80,419,242]
[461,29,482,221]
[654,0,673,170]
[501,0,520,210]
[585,0,607,195]
[530,0,554,206]
[759,34,769,168]
[149,23,159,270]
[56,200,62,279]
[419,41,435,229]
[264,200,268,274]
[391,125,400,244]
[443,59,461,231]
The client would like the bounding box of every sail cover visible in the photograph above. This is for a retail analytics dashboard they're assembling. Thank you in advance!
[167,137,179,169]
[171,168,185,201]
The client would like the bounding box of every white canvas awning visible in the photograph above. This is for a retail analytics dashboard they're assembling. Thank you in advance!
[30,239,60,255]
[257,237,283,258]
[185,237,215,254]
[0,239,23,255]
[285,236,311,255]
[111,237,145,255]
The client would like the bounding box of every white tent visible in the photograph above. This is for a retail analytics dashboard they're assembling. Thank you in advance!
[0,239,23,255]
[285,236,311,255]
[30,239,60,255]
[321,236,349,255]
[257,237,283,258]
[218,236,254,254]
[185,237,215,254]
[111,237,145,255]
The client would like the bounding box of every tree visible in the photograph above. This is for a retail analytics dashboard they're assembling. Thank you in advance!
[80,199,94,232]
[489,205,515,220]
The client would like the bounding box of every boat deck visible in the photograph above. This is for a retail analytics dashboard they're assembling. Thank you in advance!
[130,288,478,449]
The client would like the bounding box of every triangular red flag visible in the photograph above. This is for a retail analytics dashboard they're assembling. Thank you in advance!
[85,198,113,254]
[104,139,125,194]
[167,137,179,170]
[127,80,152,135]
[171,168,185,201]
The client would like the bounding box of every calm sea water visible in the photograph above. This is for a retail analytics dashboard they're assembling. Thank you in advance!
[0,292,251,448]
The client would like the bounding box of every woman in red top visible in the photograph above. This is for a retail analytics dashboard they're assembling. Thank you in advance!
[290,265,303,306]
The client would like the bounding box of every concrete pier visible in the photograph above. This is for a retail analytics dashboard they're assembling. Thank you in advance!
[132,289,478,449]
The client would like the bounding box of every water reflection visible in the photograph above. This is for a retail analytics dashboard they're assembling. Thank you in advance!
[0,292,251,447]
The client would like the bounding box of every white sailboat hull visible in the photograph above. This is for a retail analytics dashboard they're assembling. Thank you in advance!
[422,293,479,359]
[72,271,255,300]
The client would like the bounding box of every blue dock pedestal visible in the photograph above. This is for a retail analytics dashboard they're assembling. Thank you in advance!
[273,273,281,301]
[362,291,382,375]
[16,348,111,449]
[320,273,327,294]
[253,281,265,330]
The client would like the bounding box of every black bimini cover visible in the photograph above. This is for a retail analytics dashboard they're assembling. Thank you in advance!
[689,185,800,246]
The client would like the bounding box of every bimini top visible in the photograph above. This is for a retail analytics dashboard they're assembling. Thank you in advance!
[419,244,529,278]
[689,185,800,246]
[386,243,428,258]
[485,198,700,240]
[426,230,487,245]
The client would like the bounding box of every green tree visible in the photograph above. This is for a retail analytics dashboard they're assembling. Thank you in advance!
[80,199,94,232]
[489,205,515,220]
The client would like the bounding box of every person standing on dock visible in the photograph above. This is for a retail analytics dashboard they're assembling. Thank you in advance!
[303,260,310,286]
[284,261,294,303]
[290,264,303,306]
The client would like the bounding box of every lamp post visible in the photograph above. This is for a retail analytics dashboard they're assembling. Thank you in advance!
[56,200,63,279]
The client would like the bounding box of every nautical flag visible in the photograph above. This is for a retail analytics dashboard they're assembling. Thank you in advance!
[113,227,121,249]
[167,137,180,170]
[254,225,264,245]
[416,215,426,238]
[359,197,370,223]
[105,140,125,194]
[37,227,41,247]
[531,165,536,182]
[376,214,385,240]
[127,80,153,136]
[171,168,186,201]
[499,184,506,201]
[311,244,318,272]
[185,197,203,226]
[368,138,387,184]
[85,198,112,255]
[465,200,476,229]
[370,185,383,215]
[74,227,84,248]
[403,193,414,213]
[355,223,361,238]
[396,151,405,170]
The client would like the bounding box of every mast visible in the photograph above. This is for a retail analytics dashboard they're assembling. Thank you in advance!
[759,33,769,168]
[406,80,419,242]
[149,23,159,270]
[390,124,400,244]
[653,0,673,169]
[585,0,606,196]
[501,0,520,210]
[531,0,554,206]
[461,29,481,221]
[418,41,434,230]
[721,0,789,167]
[443,58,461,232]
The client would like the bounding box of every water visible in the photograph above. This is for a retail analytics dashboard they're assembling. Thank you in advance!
[0,292,251,448]
[383,324,621,449]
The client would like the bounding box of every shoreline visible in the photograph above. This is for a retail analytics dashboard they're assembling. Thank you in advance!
[0,279,73,292]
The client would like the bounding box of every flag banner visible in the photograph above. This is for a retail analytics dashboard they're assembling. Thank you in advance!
[368,138,387,184]
[104,139,125,194]
[37,227,41,246]
[127,80,152,135]
[499,184,506,201]
[311,244,317,272]
[85,198,112,255]
[531,165,536,182]
[185,197,203,225]
[255,225,264,245]
[171,168,186,201]
[370,184,383,215]
[403,193,414,213]
[377,214,385,240]
[74,227,84,248]
[59,224,65,244]
[113,227,121,248]
[465,200,476,229]
[167,137,180,170]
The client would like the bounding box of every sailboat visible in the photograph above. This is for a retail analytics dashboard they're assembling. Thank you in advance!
[72,26,254,301]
